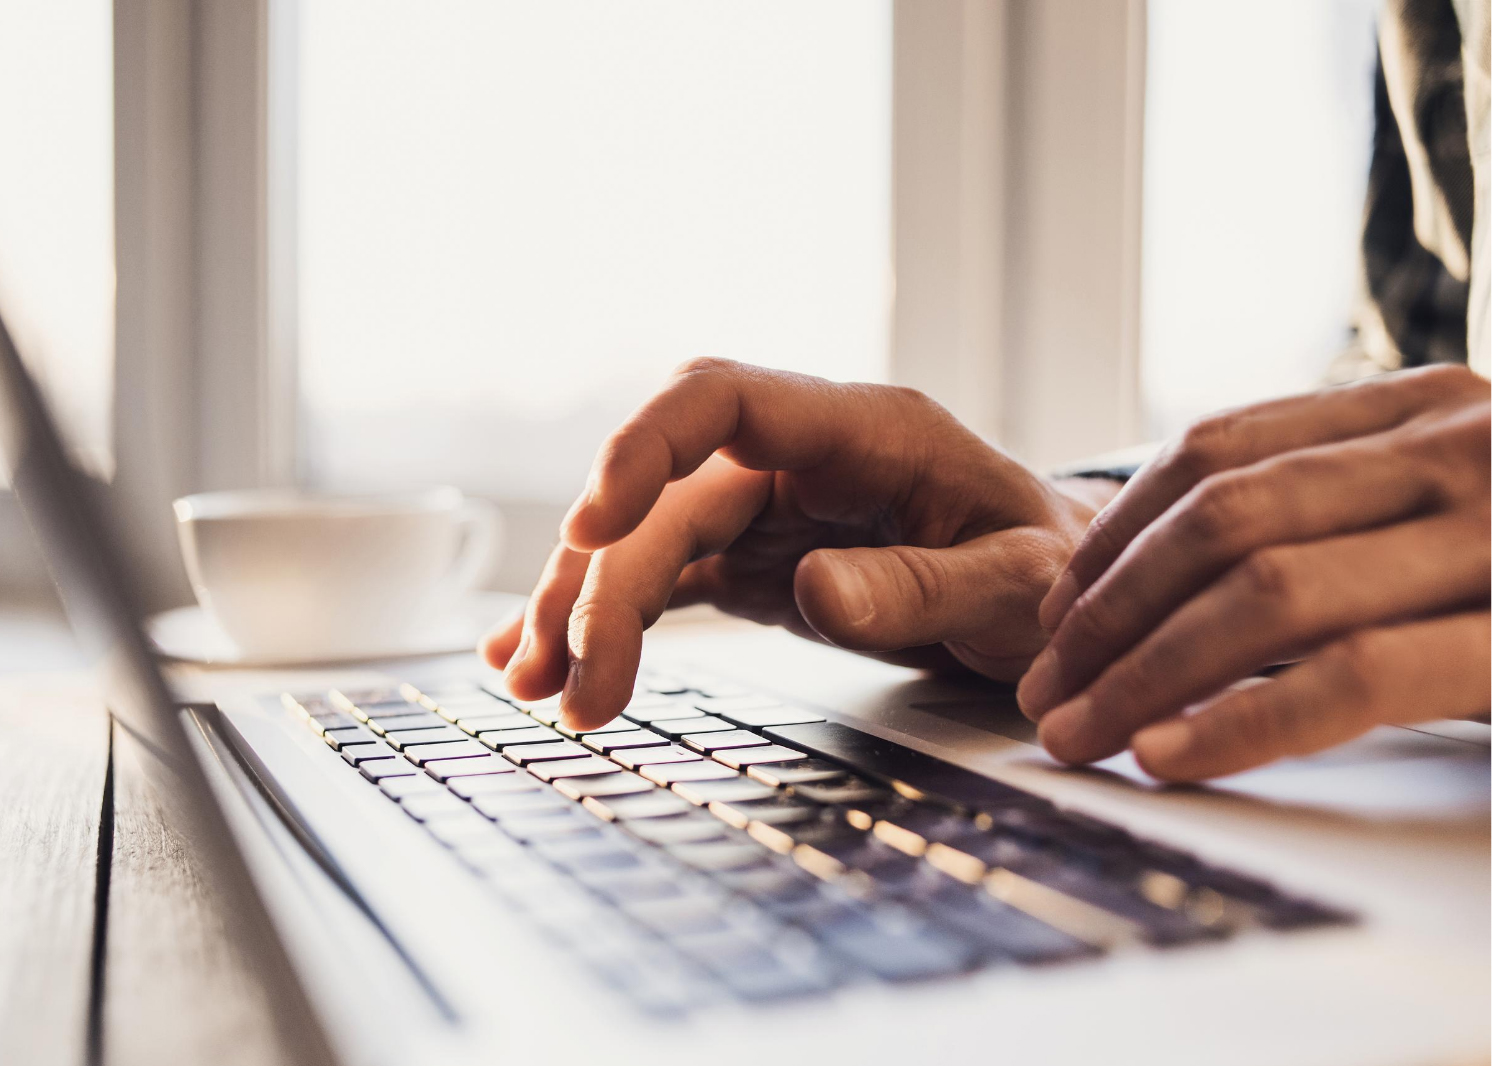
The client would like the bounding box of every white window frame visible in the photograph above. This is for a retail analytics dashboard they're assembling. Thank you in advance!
[892,0,1146,469]
[1,0,1146,601]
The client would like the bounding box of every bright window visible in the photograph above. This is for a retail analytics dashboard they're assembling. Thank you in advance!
[297,0,892,503]
[1140,0,1381,438]
[0,0,114,478]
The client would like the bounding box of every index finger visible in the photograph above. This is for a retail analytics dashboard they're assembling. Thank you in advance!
[560,358,930,552]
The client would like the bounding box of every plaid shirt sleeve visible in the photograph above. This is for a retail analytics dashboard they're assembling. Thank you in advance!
[1336,0,1482,379]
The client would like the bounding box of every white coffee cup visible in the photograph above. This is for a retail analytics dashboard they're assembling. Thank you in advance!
[172,487,501,661]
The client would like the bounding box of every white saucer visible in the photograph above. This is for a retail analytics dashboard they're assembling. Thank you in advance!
[146,591,526,667]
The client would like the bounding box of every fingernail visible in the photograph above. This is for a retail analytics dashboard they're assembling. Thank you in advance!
[559,482,595,544]
[1016,648,1062,718]
[1035,695,1094,764]
[558,659,584,727]
[824,556,874,627]
[1038,572,1081,632]
[1133,720,1191,772]
[512,627,532,664]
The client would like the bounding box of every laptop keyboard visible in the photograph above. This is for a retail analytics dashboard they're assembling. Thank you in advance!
[282,669,1351,1014]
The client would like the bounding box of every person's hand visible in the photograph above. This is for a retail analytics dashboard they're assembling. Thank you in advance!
[481,359,1111,730]
[1017,365,1491,781]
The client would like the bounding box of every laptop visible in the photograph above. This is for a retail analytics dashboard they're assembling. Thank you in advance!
[2,308,1487,1066]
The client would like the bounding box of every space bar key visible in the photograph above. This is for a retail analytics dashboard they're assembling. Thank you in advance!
[760,721,1039,812]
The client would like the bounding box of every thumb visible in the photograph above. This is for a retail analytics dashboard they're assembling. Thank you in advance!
[793,533,1059,655]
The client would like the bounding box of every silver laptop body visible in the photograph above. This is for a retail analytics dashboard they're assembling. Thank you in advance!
[3,308,1486,1066]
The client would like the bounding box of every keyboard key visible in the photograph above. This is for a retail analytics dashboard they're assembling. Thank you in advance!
[432,694,510,719]
[585,944,713,1016]
[307,710,361,732]
[708,797,821,830]
[556,718,637,739]
[637,674,690,695]
[690,694,781,716]
[671,778,778,807]
[529,757,625,781]
[717,866,824,909]
[552,773,656,801]
[516,697,564,725]
[680,729,771,754]
[815,906,978,981]
[477,726,564,749]
[359,760,419,782]
[745,759,848,787]
[622,895,734,939]
[714,745,808,770]
[425,755,516,782]
[613,745,702,770]
[356,699,427,720]
[448,772,543,799]
[502,740,590,765]
[453,712,531,735]
[323,725,378,750]
[384,725,471,752]
[651,716,735,740]
[682,676,750,699]
[532,838,647,875]
[392,733,481,758]
[423,812,506,849]
[765,720,1038,813]
[1003,863,1207,946]
[981,867,1145,949]
[400,791,473,822]
[715,706,827,729]
[667,840,771,873]
[340,742,401,766]
[622,702,704,725]
[790,779,893,806]
[379,774,448,801]
[470,790,575,820]
[575,867,690,905]
[581,730,670,755]
[582,790,695,822]
[683,934,839,1001]
[367,714,448,736]
[921,883,1096,964]
[623,814,733,846]
[640,761,740,787]
[498,811,606,843]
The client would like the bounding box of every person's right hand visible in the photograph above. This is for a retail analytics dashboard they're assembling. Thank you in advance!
[481,359,1107,730]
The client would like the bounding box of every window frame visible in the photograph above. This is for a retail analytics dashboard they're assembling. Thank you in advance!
[1,0,1146,600]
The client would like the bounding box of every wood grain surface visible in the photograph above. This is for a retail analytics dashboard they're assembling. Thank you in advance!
[0,674,109,1066]
[102,720,296,1066]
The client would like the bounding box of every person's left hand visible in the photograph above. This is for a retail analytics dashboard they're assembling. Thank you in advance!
[1016,365,1491,781]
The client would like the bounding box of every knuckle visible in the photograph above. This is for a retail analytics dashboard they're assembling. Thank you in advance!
[1079,507,1127,566]
[883,384,956,428]
[1233,548,1305,619]
[671,355,738,380]
[885,545,948,613]
[1172,414,1241,479]
[1229,688,1298,755]
[1316,631,1383,705]
[1178,472,1253,548]
[1402,404,1492,501]
[1095,656,1154,711]
[1065,586,1124,647]
[566,596,632,639]
[1411,363,1485,402]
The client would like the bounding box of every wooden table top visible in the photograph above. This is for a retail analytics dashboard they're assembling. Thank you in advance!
[0,611,298,1066]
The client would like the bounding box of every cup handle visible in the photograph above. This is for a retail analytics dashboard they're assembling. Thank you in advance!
[440,499,502,598]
